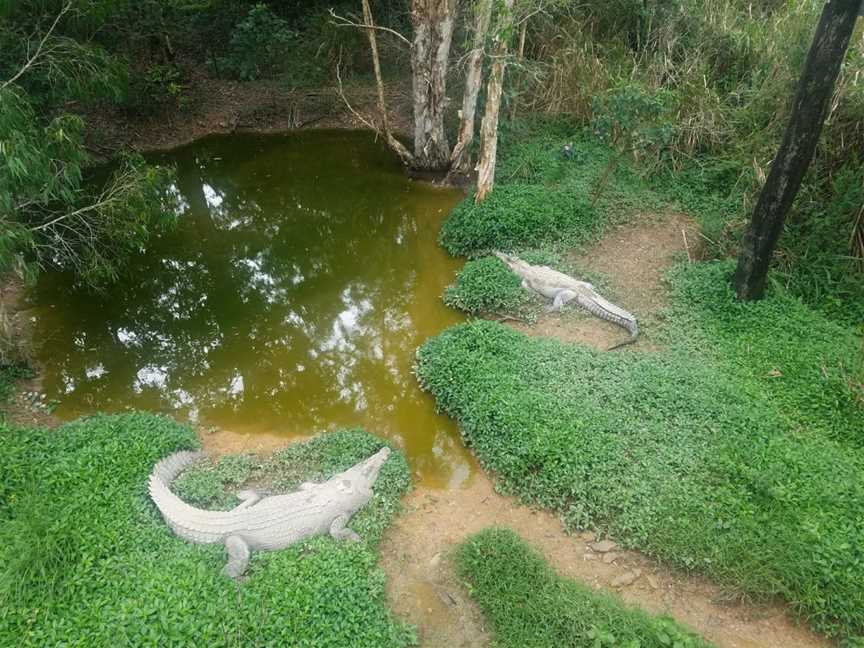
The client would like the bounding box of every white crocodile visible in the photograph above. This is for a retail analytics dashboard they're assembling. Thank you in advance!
[148,447,391,578]
[495,251,639,349]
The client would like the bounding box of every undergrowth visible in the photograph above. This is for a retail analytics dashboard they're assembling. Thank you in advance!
[439,119,667,261]
[0,414,413,647]
[456,528,712,648]
[417,260,864,640]
[443,256,539,321]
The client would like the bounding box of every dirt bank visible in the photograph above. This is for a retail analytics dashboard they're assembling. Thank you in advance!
[83,70,413,157]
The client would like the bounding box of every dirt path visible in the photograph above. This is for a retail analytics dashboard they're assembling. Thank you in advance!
[378,212,827,648]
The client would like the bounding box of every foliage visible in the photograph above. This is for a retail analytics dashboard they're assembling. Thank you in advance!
[417,261,864,639]
[591,82,674,164]
[456,528,713,648]
[0,3,178,287]
[212,4,297,81]
[443,256,537,319]
[0,414,414,646]
[512,0,864,319]
[440,184,600,257]
[0,89,177,284]
[0,364,29,407]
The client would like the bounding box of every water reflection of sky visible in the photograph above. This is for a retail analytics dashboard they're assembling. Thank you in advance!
[30,131,473,488]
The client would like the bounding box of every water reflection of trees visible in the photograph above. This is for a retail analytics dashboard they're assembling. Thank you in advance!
[34,133,468,485]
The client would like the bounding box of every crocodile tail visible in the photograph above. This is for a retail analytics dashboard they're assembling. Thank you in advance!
[148,451,223,543]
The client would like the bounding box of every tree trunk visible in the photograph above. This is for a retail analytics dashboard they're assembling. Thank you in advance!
[361,0,414,165]
[733,0,860,300]
[450,0,494,172]
[410,0,456,172]
[475,0,515,203]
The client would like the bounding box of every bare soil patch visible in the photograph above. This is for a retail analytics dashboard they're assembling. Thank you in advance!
[508,212,701,351]
[83,70,413,157]
[380,474,824,648]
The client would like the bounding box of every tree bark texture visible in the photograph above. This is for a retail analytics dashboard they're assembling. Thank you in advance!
[733,0,860,300]
[410,0,456,171]
[450,0,494,172]
[361,0,414,165]
[475,0,515,203]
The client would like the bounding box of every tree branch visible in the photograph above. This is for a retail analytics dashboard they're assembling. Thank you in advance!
[328,9,411,46]
[2,1,72,90]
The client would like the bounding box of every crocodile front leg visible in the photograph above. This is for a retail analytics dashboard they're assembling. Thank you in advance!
[329,514,361,542]
[222,535,251,578]
[547,289,578,313]
[231,490,262,512]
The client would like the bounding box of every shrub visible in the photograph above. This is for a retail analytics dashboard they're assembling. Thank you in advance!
[443,256,536,318]
[417,261,864,639]
[439,184,601,257]
[0,414,413,646]
[212,4,297,81]
[456,528,712,648]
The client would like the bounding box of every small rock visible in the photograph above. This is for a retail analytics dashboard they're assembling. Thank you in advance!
[429,553,441,568]
[580,531,596,542]
[647,575,659,590]
[611,569,641,588]
[589,540,618,553]
[583,553,596,561]
[602,552,619,564]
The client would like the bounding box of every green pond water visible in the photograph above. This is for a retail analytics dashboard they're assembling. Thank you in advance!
[29,130,475,488]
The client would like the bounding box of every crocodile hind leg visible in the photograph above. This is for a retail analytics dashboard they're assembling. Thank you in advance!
[222,535,251,578]
[329,514,361,542]
[546,289,578,313]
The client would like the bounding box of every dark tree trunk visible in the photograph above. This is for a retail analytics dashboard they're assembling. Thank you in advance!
[733,0,860,300]
[410,0,456,172]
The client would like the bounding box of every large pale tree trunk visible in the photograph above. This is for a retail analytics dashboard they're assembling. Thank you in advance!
[475,0,515,203]
[734,0,860,300]
[450,0,494,172]
[410,0,456,171]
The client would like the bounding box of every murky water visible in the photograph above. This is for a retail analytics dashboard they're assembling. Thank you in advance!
[29,130,475,487]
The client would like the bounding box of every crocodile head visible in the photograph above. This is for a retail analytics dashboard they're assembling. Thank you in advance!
[493,251,518,269]
[335,447,391,495]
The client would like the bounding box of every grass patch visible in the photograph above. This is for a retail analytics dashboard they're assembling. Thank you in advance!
[0,364,29,407]
[443,256,539,321]
[439,119,668,262]
[0,413,414,647]
[456,528,712,648]
[417,261,864,640]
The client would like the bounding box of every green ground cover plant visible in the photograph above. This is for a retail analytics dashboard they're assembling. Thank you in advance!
[0,413,414,647]
[439,119,668,260]
[417,260,864,640]
[456,528,712,648]
[443,256,539,320]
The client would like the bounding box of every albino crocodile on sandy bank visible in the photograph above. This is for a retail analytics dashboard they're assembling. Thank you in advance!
[495,251,639,349]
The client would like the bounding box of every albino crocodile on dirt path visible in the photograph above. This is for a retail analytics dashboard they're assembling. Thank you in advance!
[495,251,639,349]
[148,447,391,578]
